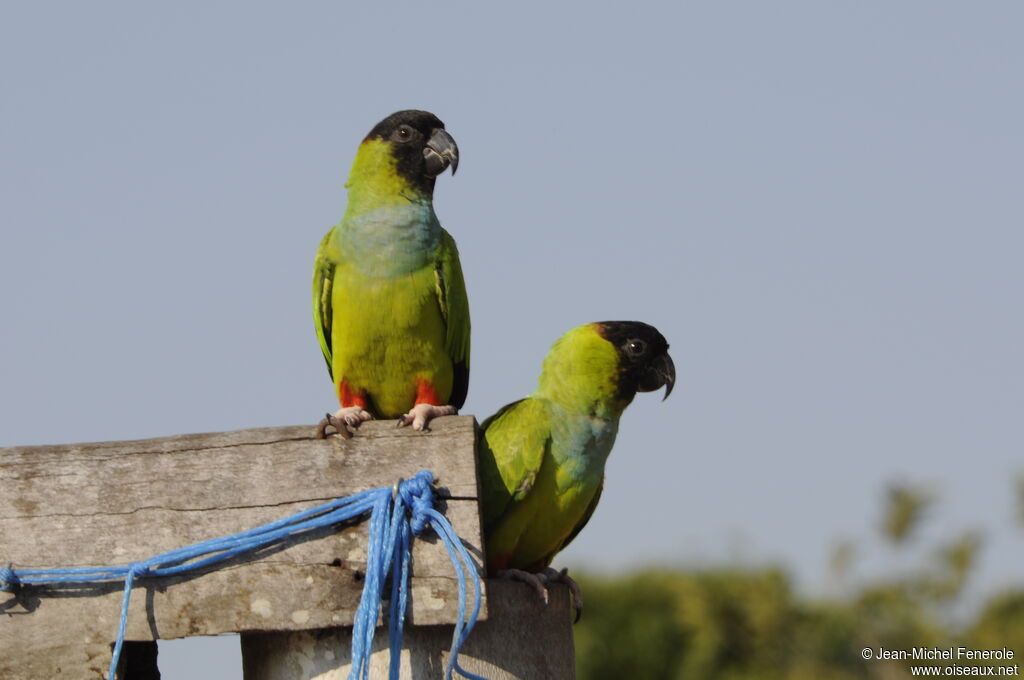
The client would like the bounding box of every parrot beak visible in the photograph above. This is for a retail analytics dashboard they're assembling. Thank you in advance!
[638,352,676,400]
[424,128,459,177]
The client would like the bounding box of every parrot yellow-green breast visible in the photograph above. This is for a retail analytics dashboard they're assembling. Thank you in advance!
[479,321,675,574]
[312,111,470,432]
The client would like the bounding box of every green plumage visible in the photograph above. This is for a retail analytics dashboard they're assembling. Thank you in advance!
[312,111,469,420]
[480,322,675,574]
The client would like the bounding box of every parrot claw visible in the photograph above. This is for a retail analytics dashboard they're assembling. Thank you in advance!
[339,407,374,427]
[542,567,584,623]
[498,568,550,604]
[397,404,457,432]
[498,566,584,622]
[315,407,373,439]
[316,414,351,440]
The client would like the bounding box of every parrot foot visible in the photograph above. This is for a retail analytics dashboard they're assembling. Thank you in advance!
[337,406,374,426]
[315,408,373,439]
[497,566,584,623]
[397,404,457,432]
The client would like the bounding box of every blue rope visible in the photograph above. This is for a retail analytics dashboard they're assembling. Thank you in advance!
[1,470,484,680]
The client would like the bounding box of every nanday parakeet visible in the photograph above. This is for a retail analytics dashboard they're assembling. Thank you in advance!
[478,321,675,615]
[313,110,469,438]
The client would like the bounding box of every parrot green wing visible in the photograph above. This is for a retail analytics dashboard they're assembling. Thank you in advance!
[478,398,552,530]
[312,229,337,379]
[434,229,471,408]
[552,476,603,557]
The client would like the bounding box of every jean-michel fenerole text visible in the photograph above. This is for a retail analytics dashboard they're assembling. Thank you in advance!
[873,647,1015,661]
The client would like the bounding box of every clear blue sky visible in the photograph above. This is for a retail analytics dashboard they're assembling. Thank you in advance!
[2,2,1022,677]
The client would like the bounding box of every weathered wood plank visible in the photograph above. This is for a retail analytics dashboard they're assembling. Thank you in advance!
[0,417,486,680]
[241,580,576,680]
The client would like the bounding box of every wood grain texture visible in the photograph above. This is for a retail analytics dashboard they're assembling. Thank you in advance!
[241,580,576,680]
[0,417,486,680]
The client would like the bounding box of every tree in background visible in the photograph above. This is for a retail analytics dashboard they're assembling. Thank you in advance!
[881,483,934,545]
[573,480,1021,679]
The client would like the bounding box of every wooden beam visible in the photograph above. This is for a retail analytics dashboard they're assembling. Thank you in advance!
[0,417,486,680]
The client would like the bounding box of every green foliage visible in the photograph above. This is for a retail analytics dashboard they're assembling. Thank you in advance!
[827,540,857,581]
[931,531,983,601]
[573,480,1023,679]
[882,483,934,545]
[968,591,1024,650]
[574,568,1022,679]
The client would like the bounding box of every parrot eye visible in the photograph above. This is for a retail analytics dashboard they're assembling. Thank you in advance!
[393,125,414,142]
[626,339,647,357]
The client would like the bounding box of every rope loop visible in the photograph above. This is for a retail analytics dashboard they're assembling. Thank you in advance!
[1,563,19,591]
[128,562,150,579]
[398,470,436,536]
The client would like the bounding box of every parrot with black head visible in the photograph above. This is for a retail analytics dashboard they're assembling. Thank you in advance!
[478,321,675,619]
[312,110,469,438]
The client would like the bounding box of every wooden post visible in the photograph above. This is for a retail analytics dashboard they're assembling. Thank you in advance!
[241,580,575,680]
[0,417,574,679]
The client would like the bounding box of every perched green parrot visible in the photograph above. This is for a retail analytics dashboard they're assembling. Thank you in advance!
[313,110,470,438]
[478,321,675,616]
